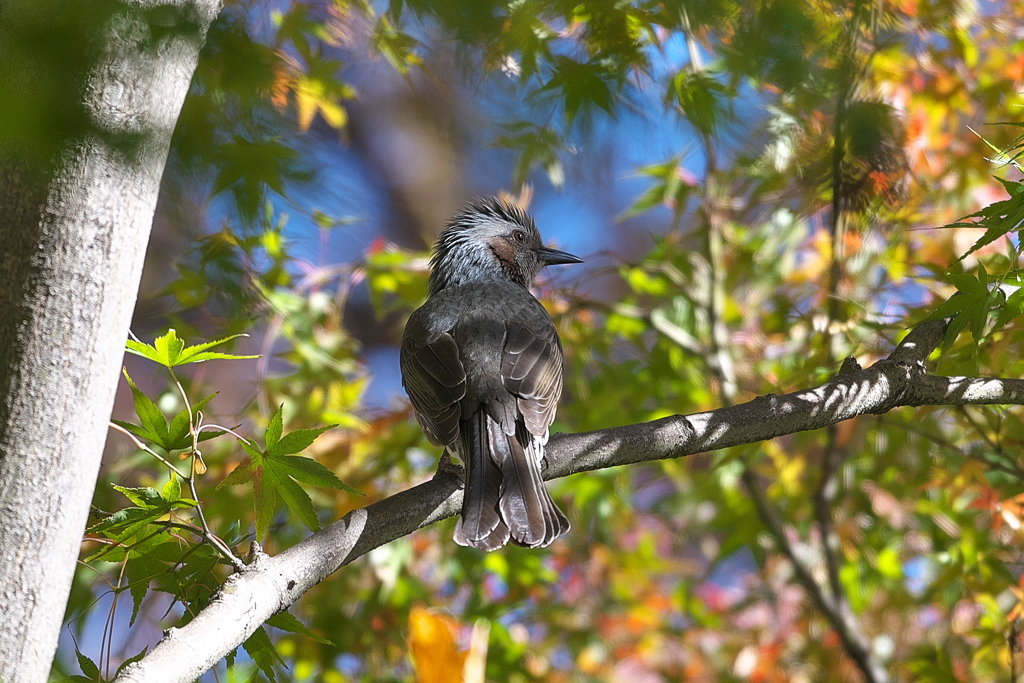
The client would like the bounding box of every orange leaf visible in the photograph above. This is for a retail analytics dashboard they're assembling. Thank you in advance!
[270,67,292,110]
[409,606,466,683]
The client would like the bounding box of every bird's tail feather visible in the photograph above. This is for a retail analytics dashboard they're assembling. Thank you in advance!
[499,420,569,547]
[454,410,509,550]
[454,410,569,550]
[494,417,569,548]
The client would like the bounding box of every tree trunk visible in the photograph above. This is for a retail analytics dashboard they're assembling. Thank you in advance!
[0,2,220,680]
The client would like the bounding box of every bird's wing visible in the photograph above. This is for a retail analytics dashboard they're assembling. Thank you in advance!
[400,330,466,447]
[500,316,563,440]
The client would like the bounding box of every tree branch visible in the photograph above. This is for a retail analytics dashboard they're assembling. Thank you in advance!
[742,467,890,683]
[814,425,849,600]
[115,317,1024,683]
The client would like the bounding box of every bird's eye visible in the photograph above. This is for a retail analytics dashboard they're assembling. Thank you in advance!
[511,229,526,243]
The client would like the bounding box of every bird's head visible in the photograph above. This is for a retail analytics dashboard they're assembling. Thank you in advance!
[428,198,582,295]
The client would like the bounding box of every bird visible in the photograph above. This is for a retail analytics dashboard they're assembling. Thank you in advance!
[400,197,581,550]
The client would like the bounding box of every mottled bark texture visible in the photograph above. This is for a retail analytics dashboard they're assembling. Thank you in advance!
[0,2,220,681]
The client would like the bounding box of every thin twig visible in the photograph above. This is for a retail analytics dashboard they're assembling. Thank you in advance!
[102,556,130,679]
[957,405,1012,462]
[75,558,120,592]
[814,424,847,601]
[811,4,884,641]
[168,368,244,570]
[1011,618,1019,683]
[108,423,188,479]
[742,467,889,683]
[882,416,1024,480]
[815,3,862,604]
[681,6,736,405]
[185,467,242,570]
[199,423,249,442]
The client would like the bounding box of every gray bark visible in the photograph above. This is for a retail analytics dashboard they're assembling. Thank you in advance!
[0,2,221,681]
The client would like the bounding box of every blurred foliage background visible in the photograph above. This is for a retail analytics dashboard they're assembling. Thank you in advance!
[52,0,1024,681]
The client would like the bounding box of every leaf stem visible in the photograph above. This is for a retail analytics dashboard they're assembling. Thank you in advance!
[108,422,188,479]
[168,368,244,570]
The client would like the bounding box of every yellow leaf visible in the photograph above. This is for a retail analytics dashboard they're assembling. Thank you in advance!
[293,75,348,131]
[296,89,317,131]
[876,546,903,579]
[318,99,347,129]
[409,606,465,683]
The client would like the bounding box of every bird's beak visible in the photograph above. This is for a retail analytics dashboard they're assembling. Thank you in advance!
[538,246,583,266]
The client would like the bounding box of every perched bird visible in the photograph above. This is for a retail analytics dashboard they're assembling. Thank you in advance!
[400,198,581,550]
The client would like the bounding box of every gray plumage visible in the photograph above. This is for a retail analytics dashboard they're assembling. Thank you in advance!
[400,198,581,550]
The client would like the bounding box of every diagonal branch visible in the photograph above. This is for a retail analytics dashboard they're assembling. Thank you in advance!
[114,317,1024,683]
[743,467,889,683]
